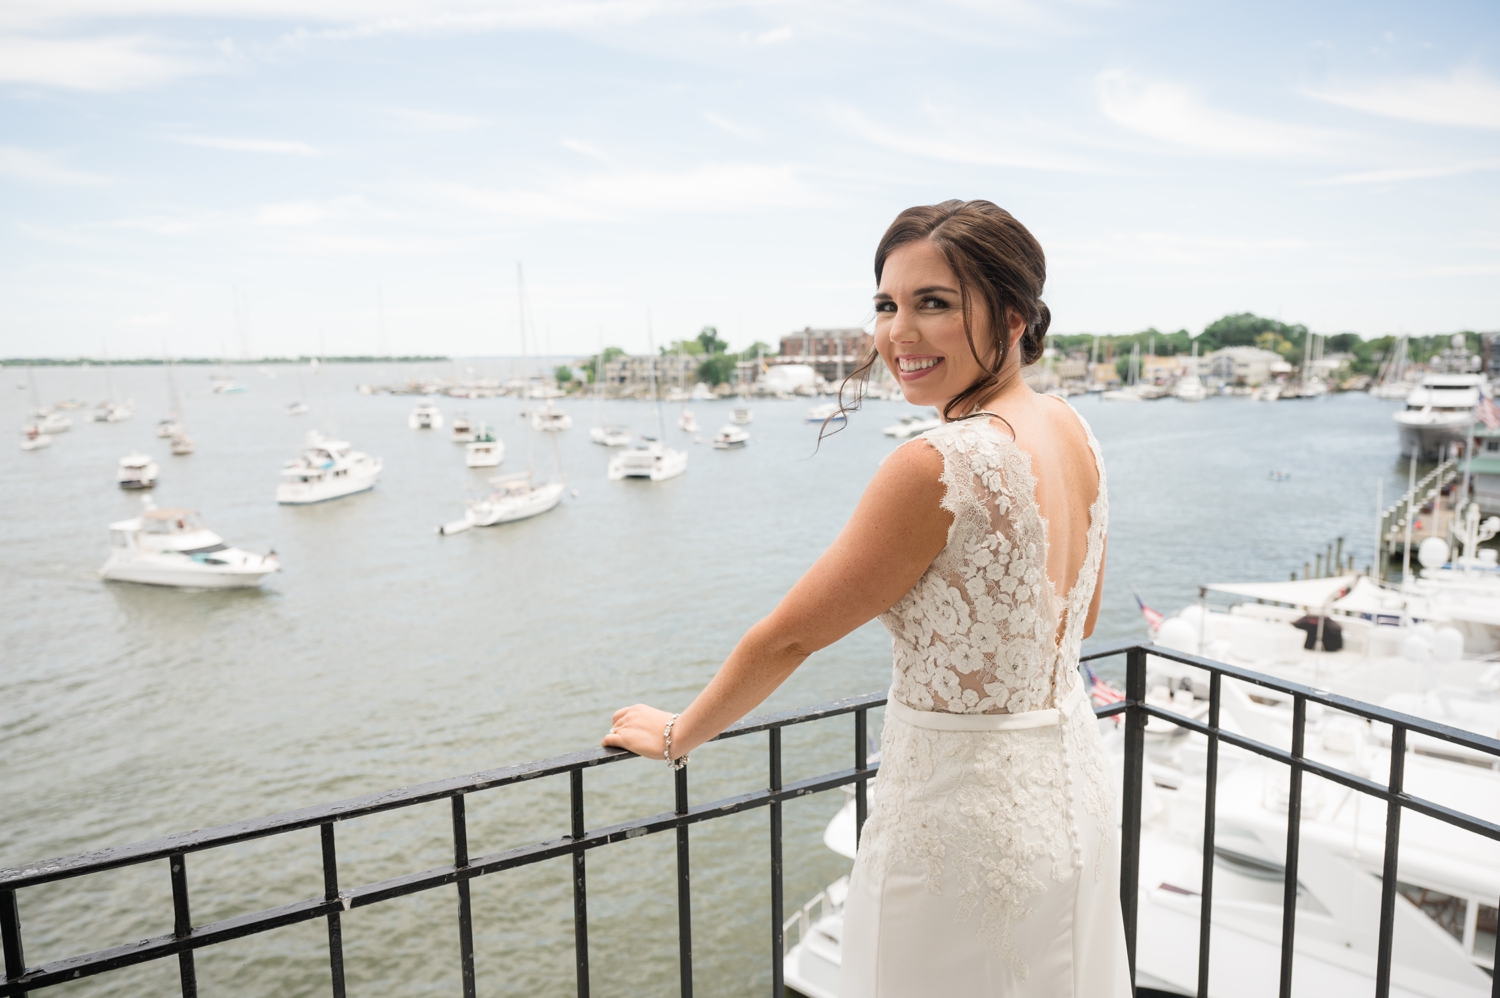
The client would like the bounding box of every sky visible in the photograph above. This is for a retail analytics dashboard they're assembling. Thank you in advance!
[1,0,1497,359]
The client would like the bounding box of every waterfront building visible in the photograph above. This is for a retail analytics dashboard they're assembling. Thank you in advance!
[1204,346,1293,386]
[773,327,872,384]
[1468,425,1500,516]
[600,353,700,396]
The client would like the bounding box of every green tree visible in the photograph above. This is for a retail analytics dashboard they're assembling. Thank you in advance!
[1199,313,1307,353]
[581,346,626,383]
[697,325,729,355]
[697,354,737,386]
[739,341,773,361]
[660,339,704,356]
[554,364,573,384]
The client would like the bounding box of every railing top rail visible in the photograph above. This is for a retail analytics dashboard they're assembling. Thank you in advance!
[1082,641,1500,758]
[0,691,888,891]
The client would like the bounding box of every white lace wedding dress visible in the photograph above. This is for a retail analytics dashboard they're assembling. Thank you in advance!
[840,403,1131,997]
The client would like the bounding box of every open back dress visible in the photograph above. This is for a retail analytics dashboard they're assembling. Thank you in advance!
[840,400,1131,997]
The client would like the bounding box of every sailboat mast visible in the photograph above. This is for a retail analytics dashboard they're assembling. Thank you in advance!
[648,309,664,439]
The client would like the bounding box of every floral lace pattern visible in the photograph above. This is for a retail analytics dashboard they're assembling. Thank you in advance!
[856,406,1114,978]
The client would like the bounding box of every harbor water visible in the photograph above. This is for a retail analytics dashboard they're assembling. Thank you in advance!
[1,363,1415,996]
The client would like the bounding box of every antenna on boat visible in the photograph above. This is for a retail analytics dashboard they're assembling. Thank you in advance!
[648,308,665,440]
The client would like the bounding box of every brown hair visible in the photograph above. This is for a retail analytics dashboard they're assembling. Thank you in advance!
[828,199,1050,435]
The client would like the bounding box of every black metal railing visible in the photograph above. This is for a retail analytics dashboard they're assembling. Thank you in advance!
[3,641,1499,997]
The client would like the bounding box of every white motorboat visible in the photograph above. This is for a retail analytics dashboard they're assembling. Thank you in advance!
[608,437,688,481]
[210,374,246,394]
[285,401,310,416]
[409,401,443,430]
[881,413,940,438]
[712,425,749,449]
[731,408,753,426]
[156,417,183,438]
[806,402,846,424]
[590,425,632,447]
[91,401,133,422]
[530,401,572,432]
[276,433,382,504]
[34,410,71,434]
[690,382,715,401]
[55,399,85,410]
[170,431,194,456]
[451,413,475,443]
[678,409,699,433]
[1172,377,1208,402]
[20,425,51,450]
[1396,376,1488,459]
[465,426,504,468]
[117,453,159,490]
[437,473,565,533]
[1102,386,1145,402]
[100,500,279,588]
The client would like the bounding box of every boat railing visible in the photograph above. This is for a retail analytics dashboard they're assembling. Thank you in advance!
[1379,457,1461,573]
[3,641,1498,998]
[780,876,846,959]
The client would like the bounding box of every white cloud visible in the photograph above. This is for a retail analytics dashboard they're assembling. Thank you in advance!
[704,112,759,141]
[1308,69,1500,130]
[561,138,609,162]
[1310,160,1500,186]
[0,146,109,185]
[0,33,189,90]
[1096,70,1336,158]
[754,26,793,44]
[827,101,1099,172]
[175,136,322,155]
[254,201,335,226]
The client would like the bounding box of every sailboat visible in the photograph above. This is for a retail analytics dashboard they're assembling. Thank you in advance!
[26,370,71,434]
[440,263,566,533]
[1102,343,1145,402]
[162,354,194,455]
[91,345,134,421]
[589,341,631,446]
[609,313,688,482]
[286,370,310,415]
[1172,340,1208,402]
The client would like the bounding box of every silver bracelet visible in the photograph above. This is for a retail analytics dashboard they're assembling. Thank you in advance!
[663,714,689,770]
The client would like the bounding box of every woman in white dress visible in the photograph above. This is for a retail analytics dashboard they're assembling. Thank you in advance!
[605,199,1131,996]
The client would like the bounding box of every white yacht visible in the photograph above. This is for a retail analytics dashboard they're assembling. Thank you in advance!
[20,425,51,450]
[170,431,194,456]
[806,402,846,424]
[156,417,183,439]
[712,425,749,449]
[91,401,133,422]
[1172,376,1208,402]
[731,408,754,426]
[117,453,159,490]
[678,409,699,433]
[276,433,382,504]
[100,501,279,589]
[608,437,688,482]
[881,413,940,438]
[285,401,310,416]
[1396,375,1488,459]
[465,426,504,468]
[689,382,716,401]
[437,473,565,533]
[409,402,443,430]
[530,401,572,432]
[210,373,246,394]
[590,425,632,447]
[451,413,475,443]
[33,410,71,434]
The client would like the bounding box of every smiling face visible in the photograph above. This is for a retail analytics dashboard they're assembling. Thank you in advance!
[874,238,1024,414]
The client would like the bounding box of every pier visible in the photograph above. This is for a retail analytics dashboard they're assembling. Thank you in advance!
[3,643,1497,997]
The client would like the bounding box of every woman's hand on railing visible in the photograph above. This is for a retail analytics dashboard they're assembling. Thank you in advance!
[603,704,676,761]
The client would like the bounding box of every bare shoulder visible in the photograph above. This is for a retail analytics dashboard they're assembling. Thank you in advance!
[859,437,949,525]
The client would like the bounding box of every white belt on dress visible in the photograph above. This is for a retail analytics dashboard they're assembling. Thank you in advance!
[886,681,1087,731]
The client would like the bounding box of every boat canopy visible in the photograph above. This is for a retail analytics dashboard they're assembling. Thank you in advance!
[1204,574,1358,608]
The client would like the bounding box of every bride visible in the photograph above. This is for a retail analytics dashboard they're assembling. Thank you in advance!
[604,199,1131,996]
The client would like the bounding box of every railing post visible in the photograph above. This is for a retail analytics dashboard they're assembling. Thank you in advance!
[769,728,784,998]
[169,852,197,998]
[675,766,693,998]
[1,888,25,997]
[1196,671,1221,998]
[320,823,346,998]
[570,769,590,998]
[854,708,869,846]
[1119,645,1147,985]
[1375,727,1406,998]
[452,796,476,998]
[1278,696,1306,998]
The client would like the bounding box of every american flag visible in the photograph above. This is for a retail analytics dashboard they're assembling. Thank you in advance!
[1477,396,1500,430]
[1082,663,1125,720]
[1132,587,1164,633]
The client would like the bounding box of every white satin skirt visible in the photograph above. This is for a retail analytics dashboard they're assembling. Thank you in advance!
[839,687,1132,997]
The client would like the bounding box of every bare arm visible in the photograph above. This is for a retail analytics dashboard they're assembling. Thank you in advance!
[1082,537,1107,639]
[603,441,950,761]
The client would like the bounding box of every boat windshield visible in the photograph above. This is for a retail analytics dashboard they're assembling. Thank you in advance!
[179,543,229,556]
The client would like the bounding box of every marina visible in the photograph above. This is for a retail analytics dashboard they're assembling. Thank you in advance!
[4,360,1491,996]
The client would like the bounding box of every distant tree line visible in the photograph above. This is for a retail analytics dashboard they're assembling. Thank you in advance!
[1049,312,1488,376]
[578,327,773,386]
